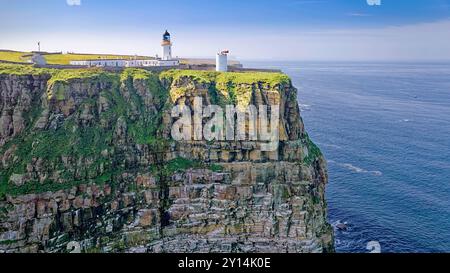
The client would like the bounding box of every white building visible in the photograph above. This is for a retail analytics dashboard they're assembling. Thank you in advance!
[70,59,179,67]
[161,30,172,61]
[70,59,126,67]
[69,30,180,68]
[29,53,47,65]
[126,59,179,67]
[216,50,229,72]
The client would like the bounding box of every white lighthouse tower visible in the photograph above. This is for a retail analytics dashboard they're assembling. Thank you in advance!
[216,50,229,72]
[161,30,172,61]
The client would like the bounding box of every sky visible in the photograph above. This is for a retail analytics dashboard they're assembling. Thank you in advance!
[1,0,450,61]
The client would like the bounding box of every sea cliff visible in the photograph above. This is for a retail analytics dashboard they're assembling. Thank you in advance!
[0,64,334,253]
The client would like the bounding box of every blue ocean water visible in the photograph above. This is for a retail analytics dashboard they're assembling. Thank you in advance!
[245,61,450,253]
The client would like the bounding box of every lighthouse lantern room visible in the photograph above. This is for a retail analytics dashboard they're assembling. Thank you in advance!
[162,30,173,61]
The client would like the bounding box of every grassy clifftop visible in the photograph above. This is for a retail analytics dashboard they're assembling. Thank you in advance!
[0,51,30,63]
[0,64,290,86]
[160,69,291,106]
[160,69,290,87]
[0,63,54,76]
[0,51,150,65]
[0,64,292,106]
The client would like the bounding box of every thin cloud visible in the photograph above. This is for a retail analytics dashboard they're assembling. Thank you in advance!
[66,0,81,6]
[348,13,372,17]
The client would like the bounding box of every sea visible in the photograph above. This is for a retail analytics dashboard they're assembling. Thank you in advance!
[244,61,450,253]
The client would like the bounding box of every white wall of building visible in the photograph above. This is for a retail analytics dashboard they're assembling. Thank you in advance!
[69,59,179,67]
[162,45,172,61]
[69,31,180,67]
[69,60,126,67]
[126,59,179,67]
[216,53,228,72]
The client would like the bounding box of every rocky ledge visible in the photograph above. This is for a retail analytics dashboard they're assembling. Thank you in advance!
[0,64,334,253]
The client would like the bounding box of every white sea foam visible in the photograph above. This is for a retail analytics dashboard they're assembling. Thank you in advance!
[299,103,311,111]
[332,220,353,233]
[341,163,383,176]
[329,161,383,176]
[317,142,342,149]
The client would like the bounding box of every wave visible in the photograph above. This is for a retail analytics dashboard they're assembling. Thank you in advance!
[341,163,383,176]
[332,220,383,253]
[328,161,382,176]
[332,220,352,232]
[298,103,311,111]
[317,142,342,149]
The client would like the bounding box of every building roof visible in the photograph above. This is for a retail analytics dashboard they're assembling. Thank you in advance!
[70,59,164,63]
[71,59,128,62]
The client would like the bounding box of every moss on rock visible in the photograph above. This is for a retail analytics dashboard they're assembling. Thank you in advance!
[160,69,291,106]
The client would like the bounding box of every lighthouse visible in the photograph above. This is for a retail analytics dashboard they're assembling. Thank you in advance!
[161,30,172,61]
[216,50,229,72]
[69,30,179,67]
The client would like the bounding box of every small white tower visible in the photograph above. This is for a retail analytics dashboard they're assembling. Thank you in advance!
[216,50,229,72]
[30,53,47,65]
[161,30,172,61]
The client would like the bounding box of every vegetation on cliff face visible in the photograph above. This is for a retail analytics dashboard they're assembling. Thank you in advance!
[160,70,218,84]
[0,63,53,76]
[0,83,119,198]
[48,68,114,85]
[0,64,333,253]
[120,68,170,147]
[160,69,290,87]
[303,133,324,165]
[160,69,291,106]
[0,65,317,198]
[0,67,169,198]
[1,67,244,198]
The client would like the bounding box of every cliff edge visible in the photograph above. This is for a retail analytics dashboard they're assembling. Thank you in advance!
[0,64,334,253]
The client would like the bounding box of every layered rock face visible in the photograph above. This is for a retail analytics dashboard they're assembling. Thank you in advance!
[0,67,334,253]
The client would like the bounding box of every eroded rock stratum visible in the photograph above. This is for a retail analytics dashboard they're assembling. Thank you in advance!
[0,65,334,253]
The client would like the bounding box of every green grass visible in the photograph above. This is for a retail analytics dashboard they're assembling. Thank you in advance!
[0,51,152,65]
[120,68,153,81]
[0,64,113,83]
[46,68,118,101]
[44,53,152,65]
[160,70,219,84]
[48,68,116,85]
[303,134,323,165]
[160,69,291,106]
[160,69,290,86]
[0,50,29,63]
[216,72,290,87]
[0,63,54,76]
